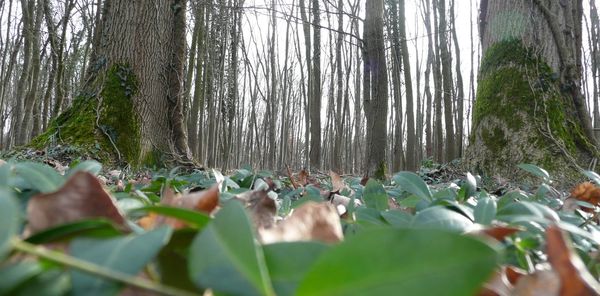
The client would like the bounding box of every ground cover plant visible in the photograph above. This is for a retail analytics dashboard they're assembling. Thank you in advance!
[1,158,600,295]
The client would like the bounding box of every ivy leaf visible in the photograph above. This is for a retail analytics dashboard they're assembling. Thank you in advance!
[393,172,433,201]
[189,201,275,296]
[583,170,600,186]
[474,197,497,225]
[297,228,499,296]
[70,227,172,295]
[0,188,19,260]
[412,206,474,232]
[67,160,102,177]
[517,163,550,183]
[362,179,388,211]
[14,162,63,193]
[264,242,329,296]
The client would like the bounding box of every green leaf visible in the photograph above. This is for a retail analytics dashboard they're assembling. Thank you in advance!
[264,242,329,296]
[157,229,202,293]
[380,210,412,227]
[130,205,211,229]
[474,197,497,225]
[14,162,64,193]
[362,179,388,210]
[12,268,70,296]
[0,163,11,187]
[25,219,122,244]
[297,228,499,296]
[189,201,275,296]
[517,163,550,182]
[464,172,477,198]
[393,172,432,201]
[0,262,43,295]
[70,226,172,295]
[412,206,474,232]
[67,160,102,177]
[355,207,386,227]
[583,170,600,185]
[0,188,19,260]
[398,195,423,208]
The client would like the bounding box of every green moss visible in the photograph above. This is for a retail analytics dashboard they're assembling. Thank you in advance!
[99,64,141,164]
[374,161,387,181]
[29,63,143,166]
[481,127,508,155]
[469,38,594,184]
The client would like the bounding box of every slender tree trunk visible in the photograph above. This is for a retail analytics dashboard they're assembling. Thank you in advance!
[399,0,416,171]
[310,0,322,169]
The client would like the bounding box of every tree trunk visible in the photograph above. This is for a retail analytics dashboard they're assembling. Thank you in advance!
[398,0,416,171]
[310,0,322,170]
[364,0,389,179]
[31,0,191,167]
[467,0,598,184]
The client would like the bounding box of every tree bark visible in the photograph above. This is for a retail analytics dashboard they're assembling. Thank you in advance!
[31,0,192,166]
[467,0,598,184]
[364,0,389,179]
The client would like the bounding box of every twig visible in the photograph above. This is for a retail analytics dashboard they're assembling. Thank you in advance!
[11,238,197,296]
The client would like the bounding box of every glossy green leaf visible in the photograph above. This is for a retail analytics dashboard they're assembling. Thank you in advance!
[264,242,329,296]
[0,188,19,260]
[0,163,11,187]
[189,201,275,296]
[67,160,102,177]
[25,219,122,244]
[130,205,211,229]
[393,172,432,201]
[517,163,550,182]
[12,268,70,296]
[398,195,422,208]
[474,197,497,225]
[412,206,473,232]
[362,179,388,210]
[14,162,63,193]
[297,228,499,296]
[70,226,172,295]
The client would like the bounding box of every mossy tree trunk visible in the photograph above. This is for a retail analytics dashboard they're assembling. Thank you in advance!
[32,0,191,166]
[467,0,598,183]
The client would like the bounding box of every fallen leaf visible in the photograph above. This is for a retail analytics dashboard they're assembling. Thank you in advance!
[570,182,600,213]
[468,224,524,242]
[478,268,512,296]
[178,184,220,214]
[360,175,369,186]
[513,268,560,296]
[286,165,299,189]
[298,169,309,186]
[259,201,343,244]
[139,185,219,230]
[546,225,600,295]
[330,171,344,193]
[506,266,527,285]
[26,171,127,235]
[237,190,277,229]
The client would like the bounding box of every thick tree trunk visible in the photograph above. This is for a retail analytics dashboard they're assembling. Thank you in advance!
[31,0,191,166]
[467,0,598,184]
[364,0,389,179]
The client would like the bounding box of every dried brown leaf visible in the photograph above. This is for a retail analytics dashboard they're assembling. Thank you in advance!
[546,225,600,296]
[239,190,277,229]
[298,169,309,186]
[26,171,127,235]
[259,201,343,244]
[178,184,220,213]
[506,266,527,285]
[329,171,344,193]
[513,269,560,296]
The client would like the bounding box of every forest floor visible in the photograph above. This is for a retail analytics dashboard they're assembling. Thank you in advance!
[1,146,600,295]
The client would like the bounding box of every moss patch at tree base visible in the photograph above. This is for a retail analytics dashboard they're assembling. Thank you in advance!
[466,39,595,187]
[29,64,144,167]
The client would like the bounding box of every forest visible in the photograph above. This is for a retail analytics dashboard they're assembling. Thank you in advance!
[2,0,600,295]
